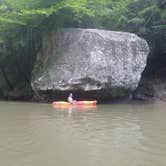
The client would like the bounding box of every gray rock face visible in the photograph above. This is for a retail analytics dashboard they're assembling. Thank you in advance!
[31,28,149,101]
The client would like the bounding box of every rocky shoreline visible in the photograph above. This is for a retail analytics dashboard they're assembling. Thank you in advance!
[0,28,165,103]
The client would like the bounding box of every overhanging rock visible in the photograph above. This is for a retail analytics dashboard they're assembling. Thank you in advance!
[31,28,149,101]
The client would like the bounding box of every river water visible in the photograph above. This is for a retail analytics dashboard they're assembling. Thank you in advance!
[0,101,166,166]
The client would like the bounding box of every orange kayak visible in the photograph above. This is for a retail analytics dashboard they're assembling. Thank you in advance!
[52,100,97,106]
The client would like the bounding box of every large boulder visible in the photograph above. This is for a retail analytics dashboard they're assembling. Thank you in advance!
[31,28,149,102]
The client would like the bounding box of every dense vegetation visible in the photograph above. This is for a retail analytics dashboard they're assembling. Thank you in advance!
[0,0,165,99]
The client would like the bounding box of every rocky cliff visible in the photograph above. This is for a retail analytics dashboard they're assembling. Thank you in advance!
[134,52,166,101]
[31,28,149,102]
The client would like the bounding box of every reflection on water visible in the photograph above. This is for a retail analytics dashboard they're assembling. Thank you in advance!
[0,101,166,166]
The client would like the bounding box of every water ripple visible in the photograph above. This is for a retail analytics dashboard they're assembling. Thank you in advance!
[0,102,166,166]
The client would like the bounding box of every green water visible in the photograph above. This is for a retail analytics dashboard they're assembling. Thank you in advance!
[0,101,166,166]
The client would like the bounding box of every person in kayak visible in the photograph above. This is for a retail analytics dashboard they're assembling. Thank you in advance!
[67,93,76,103]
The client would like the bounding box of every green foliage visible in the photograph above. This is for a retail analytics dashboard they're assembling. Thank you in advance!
[0,0,165,35]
